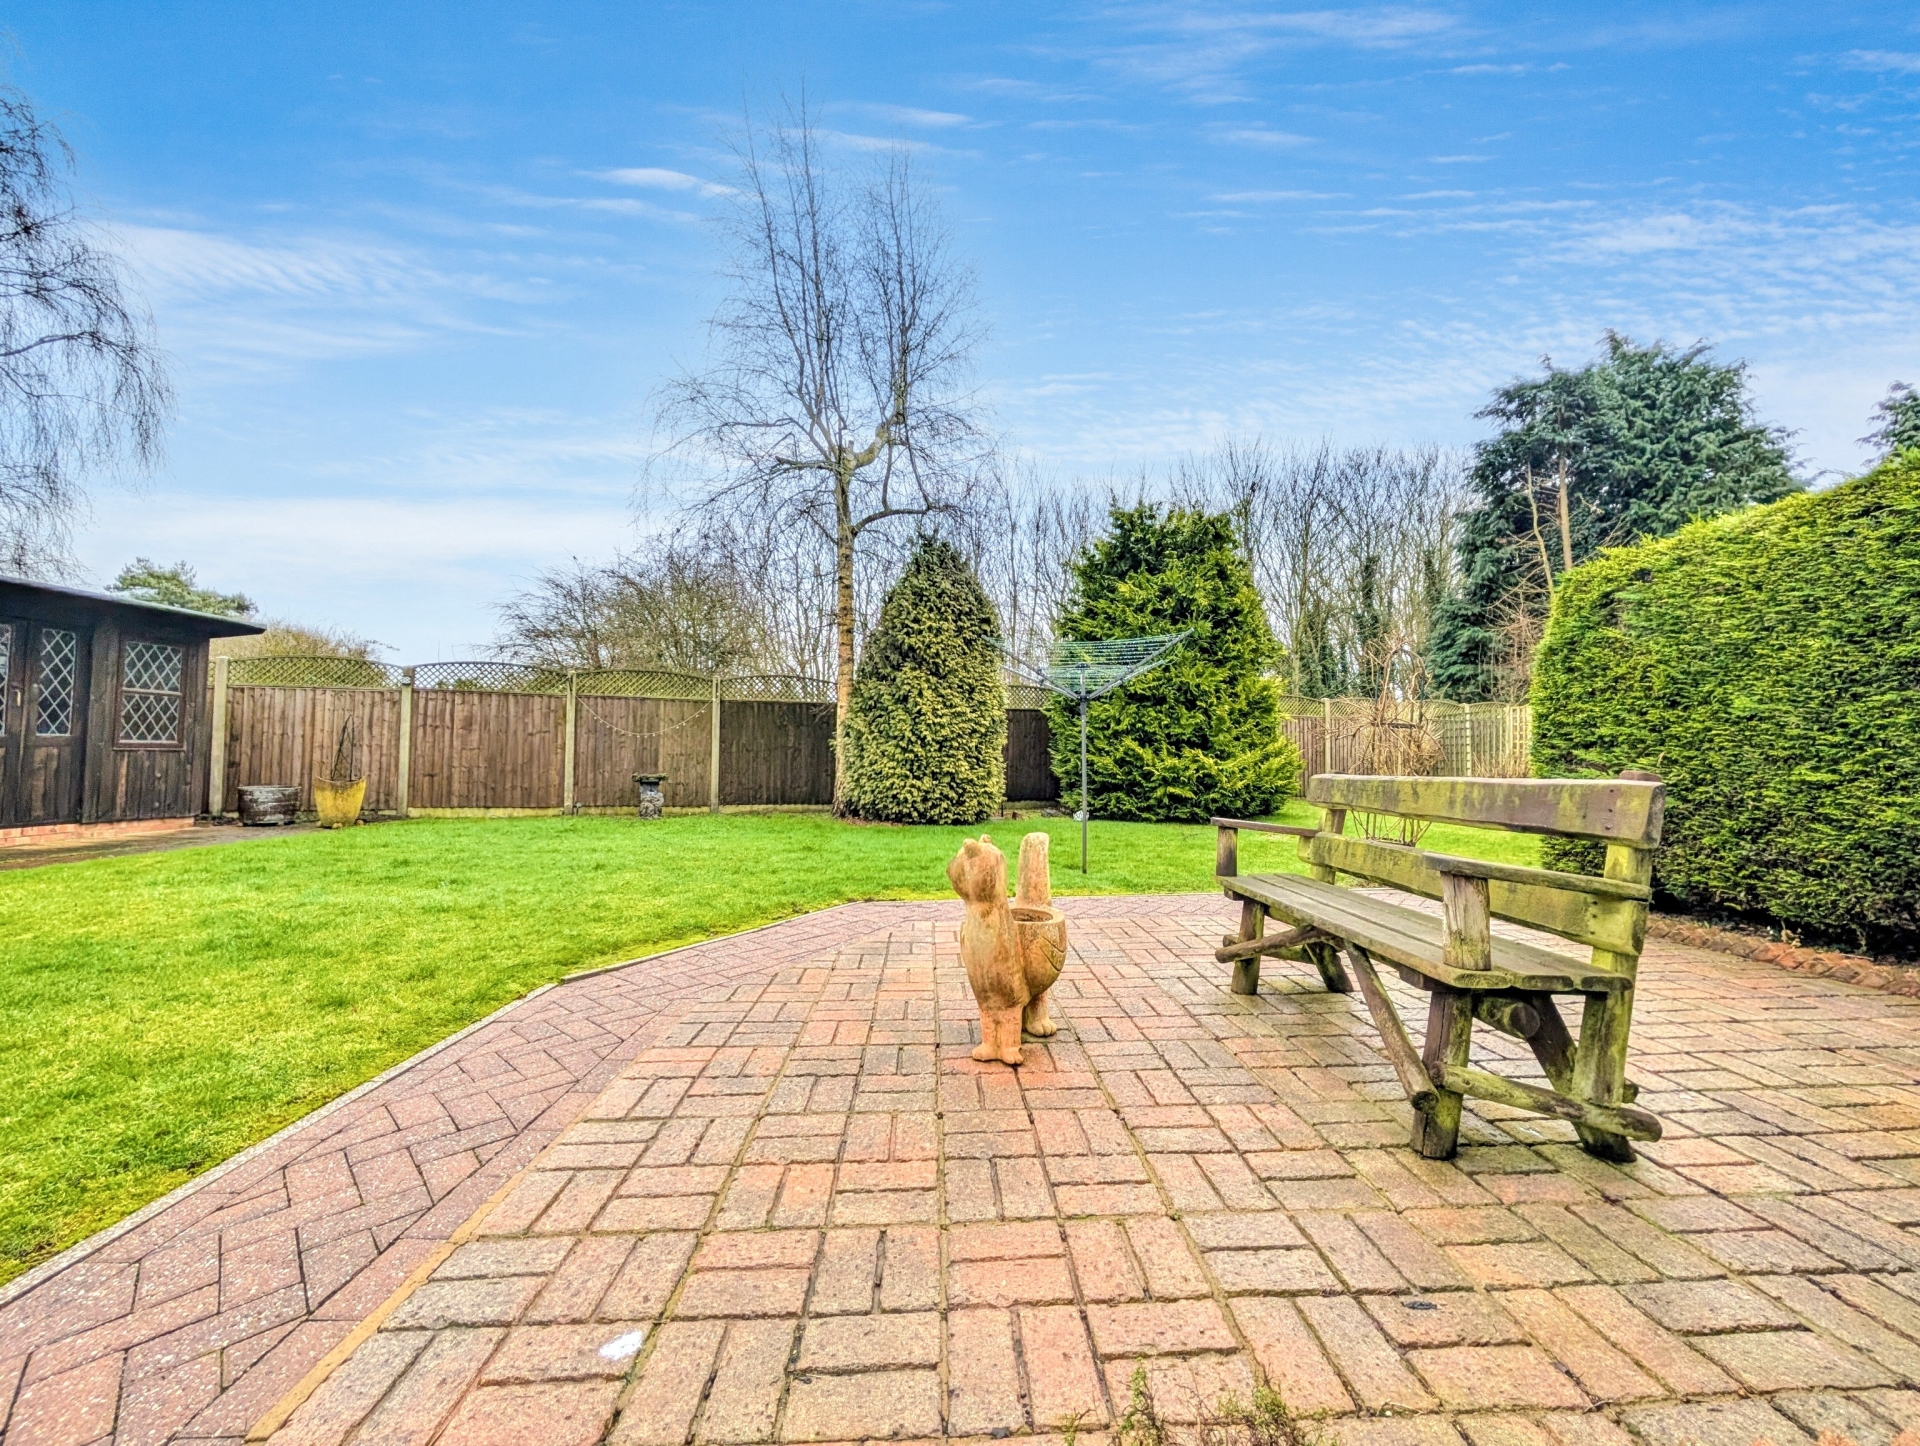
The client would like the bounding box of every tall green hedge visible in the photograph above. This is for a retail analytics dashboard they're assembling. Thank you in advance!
[1049,504,1301,823]
[1531,454,1920,947]
[841,536,1006,824]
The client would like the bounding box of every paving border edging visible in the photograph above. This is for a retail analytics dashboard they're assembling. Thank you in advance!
[242,1158,541,1441]
[1647,913,1920,998]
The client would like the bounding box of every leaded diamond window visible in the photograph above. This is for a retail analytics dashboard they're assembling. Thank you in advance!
[0,623,10,737]
[35,628,76,737]
[120,640,184,745]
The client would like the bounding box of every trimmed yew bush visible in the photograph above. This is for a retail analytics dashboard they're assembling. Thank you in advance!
[1532,455,1920,947]
[841,536,1006,824]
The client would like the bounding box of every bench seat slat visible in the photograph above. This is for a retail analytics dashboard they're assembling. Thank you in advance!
[1225,873,1631,994]
[1302,833,1645,956]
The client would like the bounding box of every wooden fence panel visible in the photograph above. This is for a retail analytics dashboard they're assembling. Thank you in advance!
[225,685,402,813]
[1006,709,1058,801]
[719,701,832,806]
[410,689,565,809]
[573,695,712,809]
[1283,701,1532,785]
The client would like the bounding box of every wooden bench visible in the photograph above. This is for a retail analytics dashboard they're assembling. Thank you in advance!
[1214,772,1665,1162]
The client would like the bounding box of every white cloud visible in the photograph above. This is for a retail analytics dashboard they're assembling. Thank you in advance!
[840,103,973,129]
[1085,5,1462,101]
[1843,50,1920,74]
[1214,126,1315,148]
[590,167,735,199]
[1212,189,1343,201]
[115,224,518,365]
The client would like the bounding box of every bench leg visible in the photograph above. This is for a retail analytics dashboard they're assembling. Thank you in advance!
[1520,992,1576,1092]
[1572,987,1636,1162]
[1413,985,1473,1159]
[1306,940,1352,994]
[1230,900,1263,995]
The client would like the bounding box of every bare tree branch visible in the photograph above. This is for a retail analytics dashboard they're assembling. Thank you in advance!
[655,96,991,804]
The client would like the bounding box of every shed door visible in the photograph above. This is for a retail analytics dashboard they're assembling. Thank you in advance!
[0,620,88,827]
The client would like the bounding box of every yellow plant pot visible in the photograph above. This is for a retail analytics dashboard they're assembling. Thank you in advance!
[313,776,367,828]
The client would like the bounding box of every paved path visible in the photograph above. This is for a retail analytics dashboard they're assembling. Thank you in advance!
[13,897,1920,1446]
[0,823,319,872]
[0,899,1031,1446]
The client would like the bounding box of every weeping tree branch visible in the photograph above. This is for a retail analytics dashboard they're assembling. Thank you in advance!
[0,87,171,575]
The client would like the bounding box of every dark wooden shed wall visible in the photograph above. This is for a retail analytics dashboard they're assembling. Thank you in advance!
[0,579,254,827]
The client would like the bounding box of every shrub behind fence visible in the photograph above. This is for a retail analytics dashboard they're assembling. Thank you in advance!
[1276,695,1532,782]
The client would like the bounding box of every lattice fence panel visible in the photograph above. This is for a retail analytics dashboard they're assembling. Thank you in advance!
[720,674,833,704]
[227,655,404,688]
[1005,682,1053,711]
[576,669,713,700]
[411,661,569,694]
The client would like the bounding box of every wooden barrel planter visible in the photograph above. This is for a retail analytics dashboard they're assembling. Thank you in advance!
[238,785,300,826]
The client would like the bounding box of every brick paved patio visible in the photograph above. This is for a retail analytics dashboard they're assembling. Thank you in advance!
[11,895,1920,1446]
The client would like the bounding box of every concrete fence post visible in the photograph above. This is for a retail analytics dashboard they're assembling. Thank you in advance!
[396,668,414,817]
[207,654,230,817]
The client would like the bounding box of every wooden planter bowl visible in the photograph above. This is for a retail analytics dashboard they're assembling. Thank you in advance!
[1011,904,1067,998]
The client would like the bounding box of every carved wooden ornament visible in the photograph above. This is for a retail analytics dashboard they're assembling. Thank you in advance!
[947,832,1068,1065]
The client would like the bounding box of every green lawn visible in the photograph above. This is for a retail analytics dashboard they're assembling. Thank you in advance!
[0,805,1538,1283]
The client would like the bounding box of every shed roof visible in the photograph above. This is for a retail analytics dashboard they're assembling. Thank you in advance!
[0,574,267,637]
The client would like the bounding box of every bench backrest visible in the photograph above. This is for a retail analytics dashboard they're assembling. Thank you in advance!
[1300,774,1665,961]
[1305,775,1664,846]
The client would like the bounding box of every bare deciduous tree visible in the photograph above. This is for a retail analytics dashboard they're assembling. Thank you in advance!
[0,87,171,575]
[1171,440,1468,696]
[657,100,991,801]
[972,460,1107,672]
[493,541,768,675]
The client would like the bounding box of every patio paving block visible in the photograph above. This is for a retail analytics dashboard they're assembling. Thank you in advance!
[18,892,1920,1443]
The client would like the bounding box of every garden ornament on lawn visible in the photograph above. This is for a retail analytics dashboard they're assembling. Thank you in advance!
[633,773,668,820]
[948,831,1068,1066]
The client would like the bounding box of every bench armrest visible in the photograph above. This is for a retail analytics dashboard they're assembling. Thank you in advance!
[1212,817,1320,839]
[1419,850,1652,902]
[1214,817,1318,879]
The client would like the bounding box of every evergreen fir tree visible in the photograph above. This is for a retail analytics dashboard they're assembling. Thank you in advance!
[1429,334,1798,700]
[1048,504,1300,822]
[1863,382,1920,463]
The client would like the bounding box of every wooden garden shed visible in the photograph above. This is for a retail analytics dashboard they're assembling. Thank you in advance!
[0,575,262,833]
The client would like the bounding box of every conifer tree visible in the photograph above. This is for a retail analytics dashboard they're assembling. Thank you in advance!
[1430,334,1797,700]
[1048,504,1300,822]
[841,536,1006,823]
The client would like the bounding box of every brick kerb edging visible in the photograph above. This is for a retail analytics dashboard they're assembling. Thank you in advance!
[1647,912,1920,998]
[0,899,913,1313]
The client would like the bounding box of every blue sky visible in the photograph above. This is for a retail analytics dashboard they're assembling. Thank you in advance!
[14,2,1919,658]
